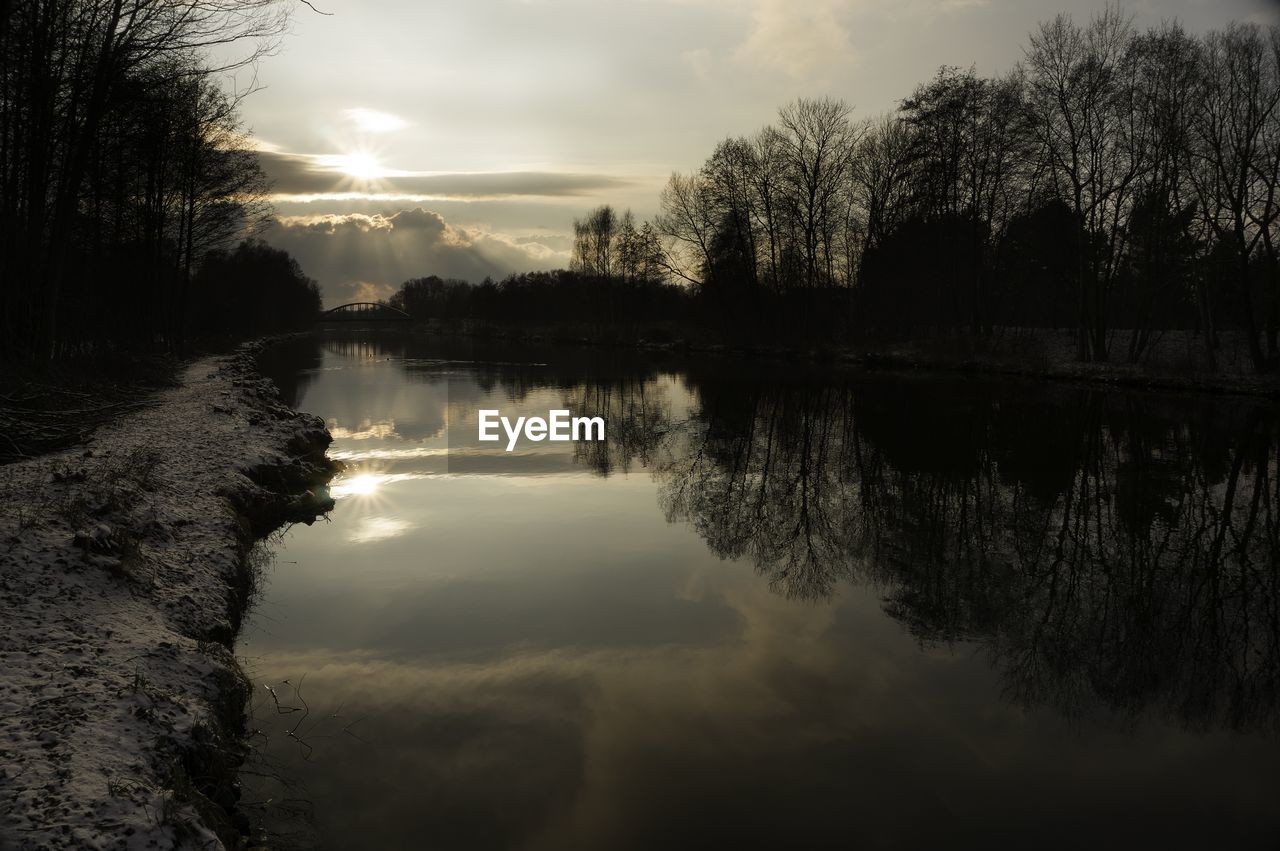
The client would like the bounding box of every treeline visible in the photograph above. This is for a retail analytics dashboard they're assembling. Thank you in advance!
[0,0,320,360]
[388,269,688,330]
[655,11,1280,371]
[190,240,320,338]
[390,207,687,329]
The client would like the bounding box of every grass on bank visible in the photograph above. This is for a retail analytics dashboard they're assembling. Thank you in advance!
[0,354,179,465]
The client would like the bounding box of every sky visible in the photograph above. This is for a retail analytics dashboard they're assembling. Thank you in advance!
[214,0,1279,306]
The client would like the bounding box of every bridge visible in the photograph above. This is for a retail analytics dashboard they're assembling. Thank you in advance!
[318,302,412,322]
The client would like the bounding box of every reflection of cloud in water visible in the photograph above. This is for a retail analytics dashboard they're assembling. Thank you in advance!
[253,340,1280,849]
[327,416,450,445]
[249,581,1280,850]
[328,447,607,478]
[348,516,415,544]
[250,586,831,850]
[328,419,399,441]
[445,450,584,477]
[328,446,451,462]
[300,356,449,441]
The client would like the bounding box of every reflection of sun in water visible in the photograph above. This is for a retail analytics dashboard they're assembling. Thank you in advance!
[349,516,414,544]
[329,469,421,542]
[329,470,425,500]
[341,473,382,496]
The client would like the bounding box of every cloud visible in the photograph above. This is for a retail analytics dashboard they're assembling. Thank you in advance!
[725,0,1002,84]
[256,150,633,200]
[344,107,410,133]
[265,207,571,306]
[734,0,853,79]
[682,47,714,83]
[351,280,397,303]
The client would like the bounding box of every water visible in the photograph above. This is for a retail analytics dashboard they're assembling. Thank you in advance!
[247,333,1280,850]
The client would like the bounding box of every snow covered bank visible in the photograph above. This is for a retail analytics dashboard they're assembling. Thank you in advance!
[0,340,337,850]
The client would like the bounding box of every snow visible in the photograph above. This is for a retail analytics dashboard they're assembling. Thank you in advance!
[0,341,335,850]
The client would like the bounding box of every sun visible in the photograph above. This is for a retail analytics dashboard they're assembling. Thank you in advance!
[334,152,388,180]
[312,150,397,182]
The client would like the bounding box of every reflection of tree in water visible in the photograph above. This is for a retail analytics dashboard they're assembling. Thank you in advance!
[569,377,673,476]
[649,374,1280,734]
[657,383,864,600]
[258,337,325,408]
[298,333,1280,731]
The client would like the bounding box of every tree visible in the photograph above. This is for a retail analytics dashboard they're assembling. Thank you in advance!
[0,0,290,359]
[701,137,761,293]
[656,171,718,290]
[571,205,617,279]
[189,240,320,336]
[1024,6,1146,362]
[775,97,861,290]
[899,67,1033,333]
[1188,22,1280,372]
[1122,22,1201,362]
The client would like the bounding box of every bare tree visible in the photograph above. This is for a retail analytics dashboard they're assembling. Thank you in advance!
[851,114,914,259]
[701,137,762,293]
[1188,22,1280,372]
[0,0,290,358]
[899,67,1033,333]
[775,97,861,290]
[1124,22,1201,362]
[656,170,717,289]
[749,126,788,291]
[1025,6,1146,361]
[572,204,618,279]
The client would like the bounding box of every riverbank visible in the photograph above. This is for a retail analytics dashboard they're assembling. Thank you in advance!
[0,354,180,465]
[385,320,1280,399]
[0,340,337,849]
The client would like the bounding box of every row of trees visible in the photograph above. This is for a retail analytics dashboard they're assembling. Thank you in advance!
[190,240,321,337]
[571,206,666,285]
[388,268,689,331]
[0,0,319,360]
[388,204,682,328]
[656,11,1280,370]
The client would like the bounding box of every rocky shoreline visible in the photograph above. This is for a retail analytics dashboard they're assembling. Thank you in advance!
[0,339,337,850]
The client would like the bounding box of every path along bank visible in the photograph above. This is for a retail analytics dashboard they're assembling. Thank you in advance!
[0,340,336,850]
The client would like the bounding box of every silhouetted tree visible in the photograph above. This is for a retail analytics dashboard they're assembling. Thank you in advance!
[1024,7,1146,362]
[189,240,320,336]
[0,0,291,359]
[1188,22,1280,372]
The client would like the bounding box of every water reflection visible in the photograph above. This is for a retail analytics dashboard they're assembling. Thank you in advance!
[248,334,1280,850]
[329,472,426,499]
[655,373,1280,734]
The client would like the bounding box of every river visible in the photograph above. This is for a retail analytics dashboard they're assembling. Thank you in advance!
[248,332,1280,850]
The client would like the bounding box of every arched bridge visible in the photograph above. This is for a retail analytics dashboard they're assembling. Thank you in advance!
[318,302,412,322]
